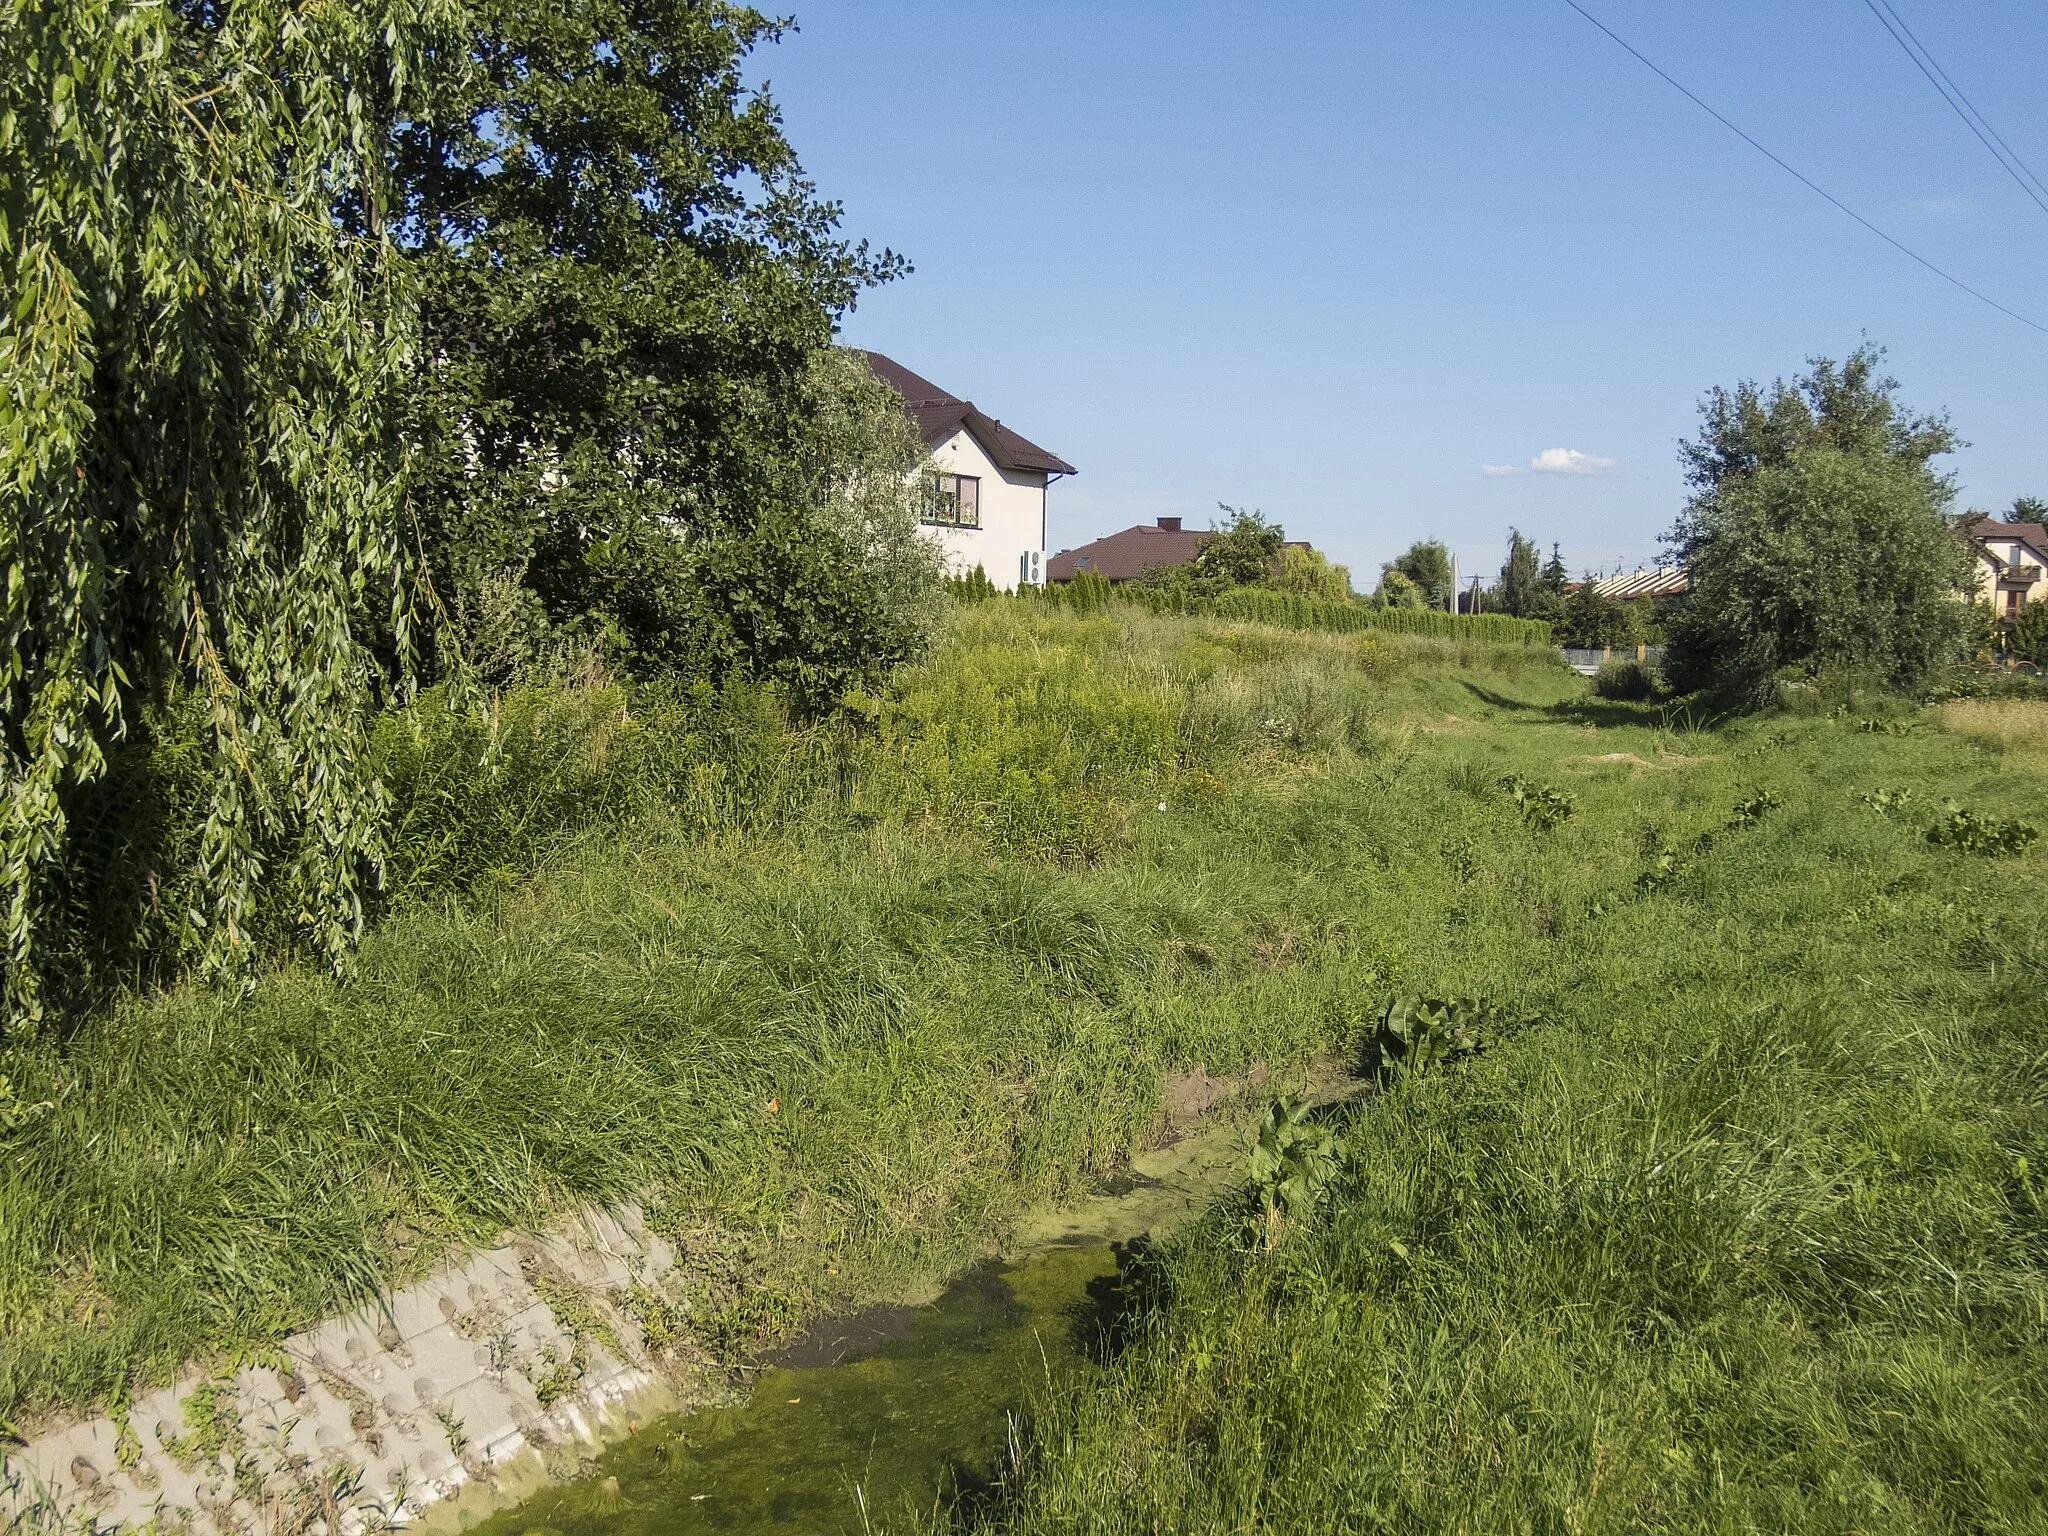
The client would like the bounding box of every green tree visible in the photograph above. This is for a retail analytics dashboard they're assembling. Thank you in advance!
[1373,569,1426,610]
[1274,545,1352,601]
[1540,543,1569,594]
[1663,348,1973,705]
[1383,540,1453,609]
[1192,505,1285,586]
[1498,530,1541,617]
[2,0,435,1021]
[1555,584,1642,649]
[395,0,908,686]
[2012,600,2048,665]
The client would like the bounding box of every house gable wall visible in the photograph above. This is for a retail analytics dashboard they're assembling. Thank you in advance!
[925,425,1047,592]
[1971,533,2048,614]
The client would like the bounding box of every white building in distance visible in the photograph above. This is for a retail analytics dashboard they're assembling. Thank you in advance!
[862,352,1076,591]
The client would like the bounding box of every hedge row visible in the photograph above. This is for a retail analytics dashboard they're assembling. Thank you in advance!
[1117,585,1555,647]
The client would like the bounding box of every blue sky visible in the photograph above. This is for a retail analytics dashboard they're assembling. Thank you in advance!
[761,2,2048,585]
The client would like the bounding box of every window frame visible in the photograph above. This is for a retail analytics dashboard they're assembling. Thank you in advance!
[920,472,983,529]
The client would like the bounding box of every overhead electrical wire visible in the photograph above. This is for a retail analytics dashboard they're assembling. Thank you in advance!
[1860,0,2048,219]
[1558,0,2048,337]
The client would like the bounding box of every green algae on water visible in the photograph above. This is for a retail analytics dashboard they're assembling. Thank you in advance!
[469,1243,1123,1536]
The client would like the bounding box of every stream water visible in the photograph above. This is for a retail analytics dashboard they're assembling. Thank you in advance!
[462,1102,1263,1536]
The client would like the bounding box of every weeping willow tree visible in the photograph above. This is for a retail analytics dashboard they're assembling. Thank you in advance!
[0,0,440,1023]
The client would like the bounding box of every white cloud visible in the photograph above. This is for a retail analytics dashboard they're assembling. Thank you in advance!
[1480,463,1525,476]
[1530,447,1617,476]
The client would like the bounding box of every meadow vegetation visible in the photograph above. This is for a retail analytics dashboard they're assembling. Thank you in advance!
[0,604,1558,1425]
[6,600,2044,1536]
[914,637,2048,1533]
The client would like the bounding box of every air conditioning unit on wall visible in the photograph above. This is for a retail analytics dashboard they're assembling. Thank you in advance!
[1019,549,1042,587]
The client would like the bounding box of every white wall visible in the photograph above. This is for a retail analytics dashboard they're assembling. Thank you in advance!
[1973,538,2048,614]
[921,426,1049,592]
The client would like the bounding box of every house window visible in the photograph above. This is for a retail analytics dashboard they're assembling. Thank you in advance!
[922,473,980,528]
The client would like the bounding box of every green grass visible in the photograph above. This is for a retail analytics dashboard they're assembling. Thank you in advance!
[914,668,2048,1531]
[0,603,1563,1426]
[7,599,2044,1536]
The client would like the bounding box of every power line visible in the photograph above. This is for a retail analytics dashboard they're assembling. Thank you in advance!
[1559,0,2048,338]
[1861,0,2048,218]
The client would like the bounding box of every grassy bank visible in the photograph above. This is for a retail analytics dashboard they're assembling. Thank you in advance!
[0,605,1568,1426]
[926,684,2048,1530]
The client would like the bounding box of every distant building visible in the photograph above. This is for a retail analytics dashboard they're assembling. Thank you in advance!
[1590,567,1690,600]
[862,352,1076,591]
[1049,518,1206,583]
[1048,518,1309,584]
[1959,512,2048,618]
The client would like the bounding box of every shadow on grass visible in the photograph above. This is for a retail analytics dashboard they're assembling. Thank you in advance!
[1457,680,1734,734]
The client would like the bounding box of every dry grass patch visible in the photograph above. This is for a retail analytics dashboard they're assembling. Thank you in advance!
[1937,698,2048,759]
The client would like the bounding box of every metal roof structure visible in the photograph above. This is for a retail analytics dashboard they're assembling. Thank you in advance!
[1592,567,1690,600]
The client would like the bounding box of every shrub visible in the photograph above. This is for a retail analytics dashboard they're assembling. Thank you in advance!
[1591,657,1658,701]
[1060,568,1114,615]
[2011,599,2048,665]
[946,566,1001,605]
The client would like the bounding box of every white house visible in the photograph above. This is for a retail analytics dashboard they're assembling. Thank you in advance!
[862,352,1076,590]
[1960,512,2048,618]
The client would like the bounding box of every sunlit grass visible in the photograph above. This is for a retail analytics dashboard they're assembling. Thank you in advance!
[11,599,2044,1536]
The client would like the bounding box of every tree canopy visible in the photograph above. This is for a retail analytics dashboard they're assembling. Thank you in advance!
[2,0,442,1019]
[1496,531,1540,617]
[1192,505,1286,586]
[1381,541,1452,609]
[1663,347,1973,705]
[396,0,910,684]
[1,0,927,1021]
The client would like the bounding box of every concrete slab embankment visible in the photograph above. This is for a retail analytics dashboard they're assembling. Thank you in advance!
[6,1203,710,1536]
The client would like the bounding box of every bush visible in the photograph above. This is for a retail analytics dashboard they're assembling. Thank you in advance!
[1591,657,1658,701]
[2011,600,2048,665]
[1123,585,1553,648]
[1663,350,1973,706]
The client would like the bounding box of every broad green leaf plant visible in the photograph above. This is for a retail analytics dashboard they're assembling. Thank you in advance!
[1,0,441,1023]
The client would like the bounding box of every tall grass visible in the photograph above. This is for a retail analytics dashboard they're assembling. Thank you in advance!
[925,689,2048,1532]
[0,608,1565,1425]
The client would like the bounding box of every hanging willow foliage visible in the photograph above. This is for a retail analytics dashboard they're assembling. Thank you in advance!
[0,0,441,1024]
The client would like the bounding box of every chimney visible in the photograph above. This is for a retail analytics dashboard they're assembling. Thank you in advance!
[1157,516,1182,532]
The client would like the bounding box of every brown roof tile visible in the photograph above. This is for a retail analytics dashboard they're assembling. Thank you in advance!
[1959,513,2048,566]
[1048,522,1210,582]
[860,351,1077,477]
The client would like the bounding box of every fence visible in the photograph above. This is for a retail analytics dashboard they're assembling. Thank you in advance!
[1563,645,1664,677]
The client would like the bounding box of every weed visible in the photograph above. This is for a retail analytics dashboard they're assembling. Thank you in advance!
[524,1263,623,1365]
[1498,775,1575,831]
[431,1407,468,1463]
[155,1376,242,1471]
[1725,788,1782,828]
[1248,1099,1344,1251]
[524,1343,583,1411]
[1861,787,1917,817]
[619,1283,689,1354]
[1368,996,1489,1083]
[1926,803,2040,857]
